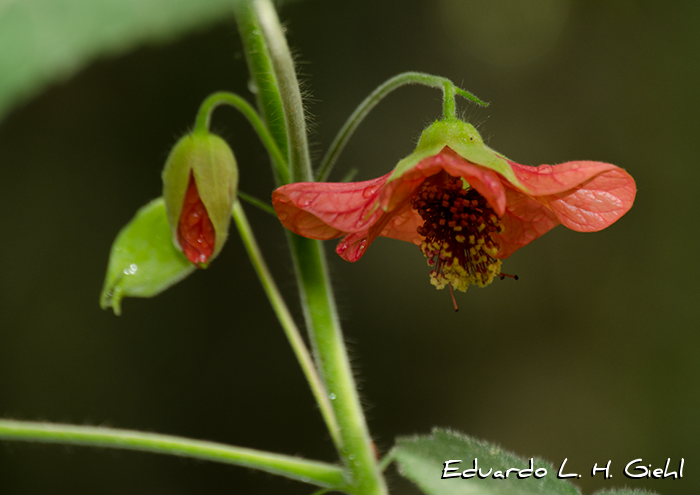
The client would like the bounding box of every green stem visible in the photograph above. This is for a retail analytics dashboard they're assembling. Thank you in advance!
[250,0,312,183]
[233,1,289,177]
[232,200,341,449]
[377,449,395,472]
[316,72,488,181]
[0,419,346,489]
[442,81,457,122]
[286,234,387,495]
[237,190,276,216]
[194,91,289,184]
[237,2,387,493]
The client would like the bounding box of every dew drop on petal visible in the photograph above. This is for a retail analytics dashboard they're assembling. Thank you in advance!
[299,195,314,207]
[278,211,288,221]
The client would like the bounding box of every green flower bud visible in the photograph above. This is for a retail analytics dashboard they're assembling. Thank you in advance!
[100,198,196,315]
[162,131,238,267]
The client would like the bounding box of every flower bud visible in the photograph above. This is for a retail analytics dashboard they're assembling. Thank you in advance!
[162,131,238,267]
[100,198,196,315]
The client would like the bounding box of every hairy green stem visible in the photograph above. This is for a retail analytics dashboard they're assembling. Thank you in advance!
[286,233,387,495]
[0,419,346,489]
[442,81,457,122]
[232,200,341,449]
[250,0,312,183]
[233,1,289,179]
[195,91,289,183]
[316,72,488,181]
[236,2,388,493]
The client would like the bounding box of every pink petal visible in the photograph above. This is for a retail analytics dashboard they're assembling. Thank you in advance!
[384,148,507,216]
[542,167,637,232]
[509,160,629,196]
[493,187,560,259]
[336,196,416,262]
[378,202,423,245]
[336,230,371,262]
[272,173,391,239]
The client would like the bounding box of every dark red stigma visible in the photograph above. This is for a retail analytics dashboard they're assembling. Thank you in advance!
[178,172,215,266]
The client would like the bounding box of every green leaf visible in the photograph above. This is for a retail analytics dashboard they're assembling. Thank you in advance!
[0,0,238,122]
[394,428,580,495]
[100,197,195,315]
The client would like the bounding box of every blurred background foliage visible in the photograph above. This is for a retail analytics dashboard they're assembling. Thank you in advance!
[0,0,697,493]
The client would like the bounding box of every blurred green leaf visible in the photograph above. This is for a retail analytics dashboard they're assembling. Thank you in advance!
[394,428,580,495]
[0,0,238,122]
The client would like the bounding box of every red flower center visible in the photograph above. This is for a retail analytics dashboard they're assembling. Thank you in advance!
[178,172,215,266]
[411,172,502,291]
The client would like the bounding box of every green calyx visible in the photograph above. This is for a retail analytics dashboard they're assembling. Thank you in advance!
[162,131,239,264]
[388,119,525,191]
[100,198,196,315]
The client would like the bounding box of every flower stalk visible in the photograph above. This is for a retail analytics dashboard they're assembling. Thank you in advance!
[194,91,289,184]
[232,200,341,449]
[316,71,488,181]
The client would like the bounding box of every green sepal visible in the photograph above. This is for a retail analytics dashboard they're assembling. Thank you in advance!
[161,131,238,263]
[388,119,526,192]
[100,198,196,315]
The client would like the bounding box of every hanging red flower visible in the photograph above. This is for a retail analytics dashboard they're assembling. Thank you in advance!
[273,120,636,292]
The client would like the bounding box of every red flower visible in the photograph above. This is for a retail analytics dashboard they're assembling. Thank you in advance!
[161,131,238,268]
[273,120,636,292]
[178,171,216,265]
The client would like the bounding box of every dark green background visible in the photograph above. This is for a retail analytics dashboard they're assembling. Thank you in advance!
[0,1,697,493]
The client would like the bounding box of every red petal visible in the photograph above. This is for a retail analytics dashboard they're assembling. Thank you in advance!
[272,173,391,239]
[178,173,215,265]
[382,147,508,216]
[508,160,618,195]
[493,187,560,258]
[541,168,637,231]
[335,196,418,262]
[509,160,636,232]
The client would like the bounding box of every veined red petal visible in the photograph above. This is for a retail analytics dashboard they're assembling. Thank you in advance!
[272,173,391,239]
[509,160,636,232]
[493,186,560,258]
[382,148,508,216]
[336,195,418,262]
[541,168,637,232]
[178,173,215,265]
